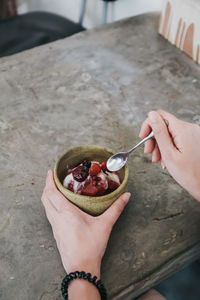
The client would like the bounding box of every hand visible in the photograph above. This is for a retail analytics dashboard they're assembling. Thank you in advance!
[139,110,200,201]
[41,170,131,277]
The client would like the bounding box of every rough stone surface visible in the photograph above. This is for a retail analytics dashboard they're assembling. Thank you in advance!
[1,13,200,300]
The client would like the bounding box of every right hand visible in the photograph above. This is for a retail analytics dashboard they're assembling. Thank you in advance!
[139,110,200,202]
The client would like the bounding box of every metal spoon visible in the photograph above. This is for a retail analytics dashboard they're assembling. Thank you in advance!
[106,131,154,171]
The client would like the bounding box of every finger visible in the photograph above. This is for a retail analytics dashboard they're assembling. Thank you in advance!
[100,192,131,228]
[139,118,152,138]
[157,109,178,124]
[137,289,167,300]
[139,118,155,153]
[157,109,180,138]
[43,170,81,214]
[144,138,155,154]
[41,189,57,226]
[148,111,177,161]
[160,159,166,169]
[152,143,161,162]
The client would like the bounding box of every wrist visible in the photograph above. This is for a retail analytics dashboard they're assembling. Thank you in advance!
[61,271,106,300]
[68,277,101,300]
[66,261,101,278]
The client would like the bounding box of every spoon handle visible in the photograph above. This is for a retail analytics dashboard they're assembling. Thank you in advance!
[128,131,154,154]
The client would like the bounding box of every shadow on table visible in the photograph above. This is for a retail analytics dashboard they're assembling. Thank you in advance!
[156,260,200,300]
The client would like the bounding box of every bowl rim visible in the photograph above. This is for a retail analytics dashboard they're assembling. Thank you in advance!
[54,144,129,201]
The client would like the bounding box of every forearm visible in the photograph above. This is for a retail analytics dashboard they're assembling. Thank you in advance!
[69,279,101,300]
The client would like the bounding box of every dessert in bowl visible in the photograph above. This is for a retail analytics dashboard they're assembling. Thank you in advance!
[54,145,129,216]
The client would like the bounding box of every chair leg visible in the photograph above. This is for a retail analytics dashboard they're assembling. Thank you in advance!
[102,1,108,24]
[0,0,17,20]
[79,0,87,25]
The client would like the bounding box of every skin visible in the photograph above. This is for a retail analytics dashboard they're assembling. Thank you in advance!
[41,110,200,299]
[137,290,167,300]
[41,171,131,299]
[139,110,200,202]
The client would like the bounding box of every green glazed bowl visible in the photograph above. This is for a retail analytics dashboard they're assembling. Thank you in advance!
[54,145,129,216]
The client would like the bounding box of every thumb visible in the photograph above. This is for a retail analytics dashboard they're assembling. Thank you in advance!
[148,111,176,160]
[100,192,131,228]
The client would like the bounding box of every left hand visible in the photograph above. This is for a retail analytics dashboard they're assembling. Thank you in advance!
[41,170,131,277]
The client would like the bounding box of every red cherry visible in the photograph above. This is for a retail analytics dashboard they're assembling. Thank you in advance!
[89,163,101,176]
[100,161,107,170]
[72,166,88,182]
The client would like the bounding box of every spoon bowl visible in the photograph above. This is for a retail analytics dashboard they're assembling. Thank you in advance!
[107,131,154,171]
[106,152,128,172]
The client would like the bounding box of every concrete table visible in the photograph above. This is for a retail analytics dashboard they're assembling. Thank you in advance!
[1,13,200,300]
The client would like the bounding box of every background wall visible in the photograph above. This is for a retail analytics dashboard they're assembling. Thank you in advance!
[18,0,162,28]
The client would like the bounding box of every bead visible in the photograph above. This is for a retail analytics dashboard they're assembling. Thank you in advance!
[66,275,71,281]
[92,276,97,283]
[61,271,107,300]
[78,271,84,278]
[75,271,80,276]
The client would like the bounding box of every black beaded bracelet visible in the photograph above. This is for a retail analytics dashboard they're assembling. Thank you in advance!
[61,271,107,300]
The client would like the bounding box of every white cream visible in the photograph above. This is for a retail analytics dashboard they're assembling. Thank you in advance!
[63,173,73,188]
[98,171,109,189]
[106,172,120,185]
[63,173,83,193]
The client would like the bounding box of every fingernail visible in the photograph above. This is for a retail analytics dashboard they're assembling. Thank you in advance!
[125,192,131,197]
[48,170,51,175]
[124,192,131,203]
[148,111,159,123]
[161,163,166,170]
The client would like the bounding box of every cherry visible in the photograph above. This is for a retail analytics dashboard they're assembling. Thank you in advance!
[72,166,89,182]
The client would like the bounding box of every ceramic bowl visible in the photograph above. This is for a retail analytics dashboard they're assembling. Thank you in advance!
[54,145,129,216]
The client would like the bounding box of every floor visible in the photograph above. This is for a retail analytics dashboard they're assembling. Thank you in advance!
[156,260,200,300]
